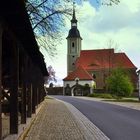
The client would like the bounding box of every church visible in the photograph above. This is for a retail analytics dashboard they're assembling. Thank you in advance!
[63,7,137,95]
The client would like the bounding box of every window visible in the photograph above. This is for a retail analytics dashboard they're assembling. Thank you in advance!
[72,42,74,47]
[72,63,75,65]
[92,73,96,79]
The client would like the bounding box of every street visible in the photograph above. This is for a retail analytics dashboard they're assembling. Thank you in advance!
[53,96,140,140]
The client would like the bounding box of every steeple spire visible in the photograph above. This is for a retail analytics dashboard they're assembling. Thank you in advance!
[71,2,77,28]
[72,2,76,20]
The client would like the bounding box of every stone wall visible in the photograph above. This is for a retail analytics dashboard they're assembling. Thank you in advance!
[46,87,63,95]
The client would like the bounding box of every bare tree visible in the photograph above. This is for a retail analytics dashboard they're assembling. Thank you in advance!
[26,0,73,58]
[101,0,120,6]
[105,39,120,77]
[106,39,119,52]
[25,0,120,58]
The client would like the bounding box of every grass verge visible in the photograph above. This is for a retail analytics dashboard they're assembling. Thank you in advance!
[88,93,140,103]
[103,99,139,103]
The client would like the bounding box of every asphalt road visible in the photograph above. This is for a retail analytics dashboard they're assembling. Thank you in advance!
[52,95,140,140]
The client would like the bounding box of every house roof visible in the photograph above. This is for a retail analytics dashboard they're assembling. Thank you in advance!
[0,0,48,76]
[63,66,93,81]
[76,49,137,71]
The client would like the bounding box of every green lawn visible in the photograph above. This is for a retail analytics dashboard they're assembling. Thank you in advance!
[103,98,140,103]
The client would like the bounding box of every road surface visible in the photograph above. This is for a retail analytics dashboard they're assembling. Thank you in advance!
[52,96,140,140]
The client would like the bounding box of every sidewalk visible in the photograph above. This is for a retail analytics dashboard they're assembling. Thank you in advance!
[23,97,109,140]
[18,96,140,140]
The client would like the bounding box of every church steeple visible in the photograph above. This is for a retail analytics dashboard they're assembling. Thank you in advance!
[66,2,82,75]
[67,2,82,39]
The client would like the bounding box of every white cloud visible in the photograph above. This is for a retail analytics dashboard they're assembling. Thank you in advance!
[82,1,140,32]
[122,0,140,12]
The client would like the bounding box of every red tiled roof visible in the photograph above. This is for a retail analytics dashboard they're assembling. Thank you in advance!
[76,49,136,71]
[63,66,93,81]
[113,53,137,68]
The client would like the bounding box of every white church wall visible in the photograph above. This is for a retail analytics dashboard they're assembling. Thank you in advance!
[138,70,140,98]
[64,80,93,87]
[63,80,94,95]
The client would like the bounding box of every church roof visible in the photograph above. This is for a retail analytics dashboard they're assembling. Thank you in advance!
[63,66,93,81]
[76,49,137,71]
[66,3,82,39]
[67,28,82,39]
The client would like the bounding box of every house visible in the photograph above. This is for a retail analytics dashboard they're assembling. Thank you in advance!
[63,6,137,95]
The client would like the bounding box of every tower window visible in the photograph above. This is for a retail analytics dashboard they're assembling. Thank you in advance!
[92,73,96,79]
[72,63,75,65]
[72,42,74,47]
[73,56,75,58]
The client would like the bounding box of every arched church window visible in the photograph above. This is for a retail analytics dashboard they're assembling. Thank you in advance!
[73,56,75,58]
[72,63,75,65]
[72,42,74,47]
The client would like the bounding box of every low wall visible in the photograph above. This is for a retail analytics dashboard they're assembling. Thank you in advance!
[46,87,63,95]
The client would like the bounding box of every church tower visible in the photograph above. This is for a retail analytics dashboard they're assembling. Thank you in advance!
[66,3,82,75]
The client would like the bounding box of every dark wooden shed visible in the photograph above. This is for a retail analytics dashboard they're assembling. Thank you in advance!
[0,0,49,139]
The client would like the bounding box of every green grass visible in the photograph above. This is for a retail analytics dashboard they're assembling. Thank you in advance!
[88,93,140,103]
[103,98,140,103]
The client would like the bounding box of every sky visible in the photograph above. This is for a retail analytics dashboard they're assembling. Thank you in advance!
[41,0,140,85]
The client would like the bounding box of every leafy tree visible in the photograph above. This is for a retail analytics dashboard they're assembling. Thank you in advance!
[106,68,134,97]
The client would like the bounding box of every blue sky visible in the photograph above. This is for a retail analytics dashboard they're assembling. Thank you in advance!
[41,0,140,85]
[76,0,100,8]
